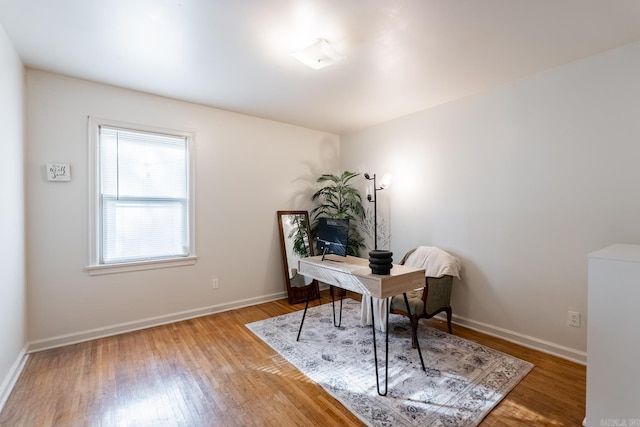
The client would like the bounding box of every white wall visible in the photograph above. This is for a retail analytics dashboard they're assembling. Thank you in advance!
[25,70,339,348]
[0,24,26,407]
[341,40,640,362]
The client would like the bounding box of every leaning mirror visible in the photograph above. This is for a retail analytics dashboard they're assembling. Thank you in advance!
[277,210,320,304]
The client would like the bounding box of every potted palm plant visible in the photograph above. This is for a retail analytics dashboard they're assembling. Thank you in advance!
[310,171,366,256]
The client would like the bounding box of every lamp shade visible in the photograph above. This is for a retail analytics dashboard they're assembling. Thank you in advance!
[380,173,393,189]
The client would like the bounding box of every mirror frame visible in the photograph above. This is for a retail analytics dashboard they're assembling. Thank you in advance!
[276,210,320,304]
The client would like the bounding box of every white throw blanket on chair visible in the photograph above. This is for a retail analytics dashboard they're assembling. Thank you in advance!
[361,246,461,332]
[404,246,461,279]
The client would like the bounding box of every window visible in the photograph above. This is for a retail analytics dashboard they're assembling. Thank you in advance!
[88,118,196,274]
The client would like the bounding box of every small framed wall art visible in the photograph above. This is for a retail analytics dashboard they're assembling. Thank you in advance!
[47,163,71,181]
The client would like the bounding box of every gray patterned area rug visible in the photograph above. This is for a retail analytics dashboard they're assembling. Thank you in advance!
[246,298,533,427]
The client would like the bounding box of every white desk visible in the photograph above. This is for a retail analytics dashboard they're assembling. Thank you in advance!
[297,255,426,395]
[298,255,425,298]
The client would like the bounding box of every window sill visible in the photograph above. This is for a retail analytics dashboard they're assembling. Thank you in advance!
[86,256,198,276]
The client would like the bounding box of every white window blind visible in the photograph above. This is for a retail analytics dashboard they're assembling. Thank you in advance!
[99,126,190,264]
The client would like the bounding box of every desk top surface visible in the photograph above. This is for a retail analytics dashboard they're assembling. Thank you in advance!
[298,255,425,298]
[301,255,422,276]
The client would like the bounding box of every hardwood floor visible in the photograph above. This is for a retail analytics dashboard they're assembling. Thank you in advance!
[0,291,586,426]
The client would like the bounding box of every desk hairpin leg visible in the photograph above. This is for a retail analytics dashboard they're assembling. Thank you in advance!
[331,287,343,327]
[403,292,426,371]
[370,294,426,395]
[370,296,390,396]
[296,284,319,342]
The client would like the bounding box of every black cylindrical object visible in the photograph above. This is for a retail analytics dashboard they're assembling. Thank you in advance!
[369,250,393,275]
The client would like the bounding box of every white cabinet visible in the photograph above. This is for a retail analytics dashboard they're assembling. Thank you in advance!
[586,244,640,426]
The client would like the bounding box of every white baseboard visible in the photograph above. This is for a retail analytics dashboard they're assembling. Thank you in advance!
[445,313,587,365]
[24,288,587,366]
[27,291,288,353]
[0,345,28,413]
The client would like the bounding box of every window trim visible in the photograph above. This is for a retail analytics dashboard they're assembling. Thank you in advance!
[87,117,197,275]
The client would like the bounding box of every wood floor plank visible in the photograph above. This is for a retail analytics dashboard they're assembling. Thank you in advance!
[0,291,585,426]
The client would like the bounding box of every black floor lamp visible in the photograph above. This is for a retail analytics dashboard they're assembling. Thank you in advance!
[364,172,392,250]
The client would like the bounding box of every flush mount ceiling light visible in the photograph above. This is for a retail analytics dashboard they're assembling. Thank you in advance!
[291,38,344,70]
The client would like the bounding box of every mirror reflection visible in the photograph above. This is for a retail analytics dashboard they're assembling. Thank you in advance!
[277,210,319,304]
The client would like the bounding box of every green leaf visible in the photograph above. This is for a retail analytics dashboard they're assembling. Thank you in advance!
[309,170,367,256]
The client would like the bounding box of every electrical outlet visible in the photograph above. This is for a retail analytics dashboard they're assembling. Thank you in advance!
[212,278,219,290]
[568,311,581,327]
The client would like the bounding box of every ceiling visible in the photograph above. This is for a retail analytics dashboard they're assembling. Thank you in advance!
[2,0,640,134]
